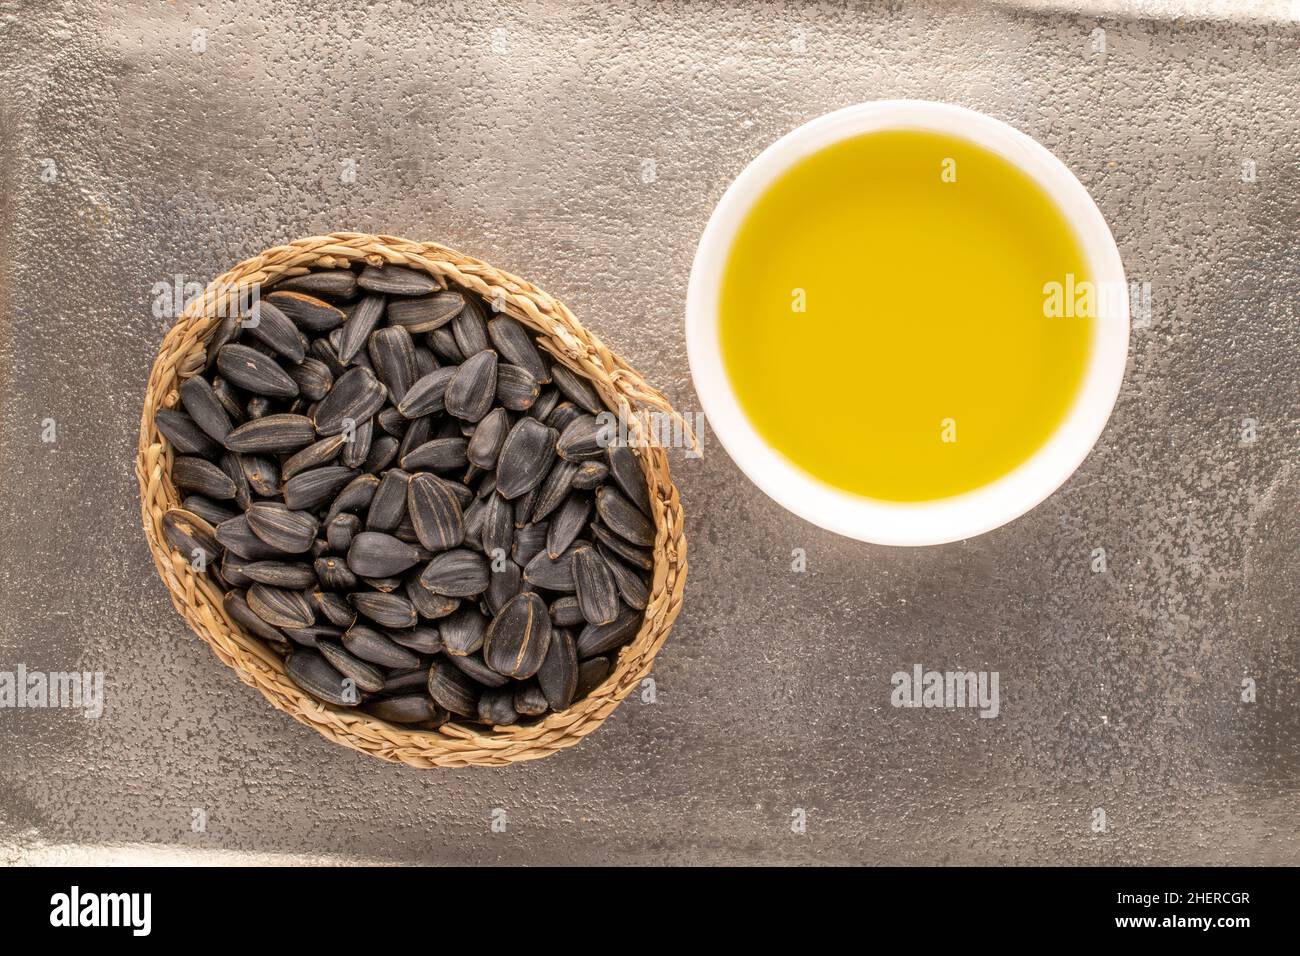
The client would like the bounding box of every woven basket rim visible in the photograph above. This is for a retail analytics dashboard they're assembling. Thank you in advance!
[136,232,689,768]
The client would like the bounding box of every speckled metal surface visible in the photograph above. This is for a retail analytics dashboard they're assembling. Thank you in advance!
[0,0,1296,865]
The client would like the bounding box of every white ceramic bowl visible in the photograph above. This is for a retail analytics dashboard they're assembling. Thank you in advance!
[685,100,1129,546]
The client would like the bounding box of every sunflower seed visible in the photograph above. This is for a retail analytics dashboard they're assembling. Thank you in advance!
[557,414,613,462]
[343,624,420,669]
[376,406,409,437]
[448,651,510,688]
[280,435,343,481]
[308,589,357,628]
[590,522,653,571]
[487,316,550,384]
[548,595,584,628]
[172,456,237,499]
[573,544,619,625]
[528,387,560,423]
[242,561,316,589]
[179,376,235,442]
[400,437,469,472]
[161,508,221,568]
[244,299,305,362]
[575,603,641,658]
[216,514,291,560]
[426,326,465,364]
[210,376,246,421]
[287,357,334,402]
[596,485,654,546]
[283,465,360,511]
[544,494,590,559]
[426,659,480,716]
[444,350,498,422]
[463,496,488,550]
[347,531,426,578]
[276,269,358,300]
[495,364,539,411]
[309,337,348,379]
[512,522,549,567]
[220,452,253,509]
[530,459,579,522]
[607,442,651,515]
[265,290,348,332]
[495,417,557,499]
[575,656,610,698]
[281,624,342,648]
[217,343,299,399]
[240,455,279,496]
[481,492,515,559]
[247,583,315,629]
[336,294,386,364]
[397,366,457,418]
[203,315,240,372]
[287,648,362,706]
[440,606,488,656]
[323,513,358,553]
[483,592,551,679]
[550,363,604,414]
[224,589,288,645]
[325,473,379,523]
[406,473,465,551]
[387,290,464,332]
[246,502,319,553]
[312,366,386,436]
[224,414,315,455]
[419,548,490,597]
[358,264,439,296]
[182,494,239,527]
[367,326,417,404]
[466,407,510,469]
[349,591,417,629]
[362,433,399,473]
[405,577,460,620]
[598,545,649,610]
[318,640,385,693]
[366,694,440,724]
[366,469,410,531]
[341,417,375,469]
[390,624,444,654]
[513,682,549,717]
[362,575,402,592]
[572,460,608,490]
[156,408,221,457]
[547,401,582,433]
[477,687,518,725]
[452,296,490,356]
[486,559,523,616]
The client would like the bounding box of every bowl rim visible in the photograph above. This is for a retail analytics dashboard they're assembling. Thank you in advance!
[685,99,1130,546]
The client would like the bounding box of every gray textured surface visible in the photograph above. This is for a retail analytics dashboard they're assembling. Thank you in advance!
[0,0,1296,865]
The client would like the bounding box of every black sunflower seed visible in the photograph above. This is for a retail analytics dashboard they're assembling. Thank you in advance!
[426,659,480,716]
[495,417,557,499]
[444,350,498,422]
[357,264,439,297]
[477,687,518,725]
[343,624,420,669]
[219,451,252,509]
[216,343,299,399]
[376,406,409,437]
[368,326,417,404]
[312,366,387,436]
[287,357,334,402]
[397,365,457,418]
[573,544,619,625]
[495,364,539,411]
[399,437,469,472]
[487,316,550,384]
[265,289,348,332]
[275,270,358,301]
[387,290,464,332]
[216,514,293,560]
[283,466,360,511]
[557,414,613,462]
[407,473,465,551]
[247,583,315,629]
[318,640,385,693]
[419,548,490,597]
[182,494,239,527]
[349,591,418,629]
[381,666,433,694]
[156,408,221,458]
[395,413,433,463]
[575,603,641,658]
[596,485,655,546]
[224,413,316,454]
[590,522,653,571]
[203,315,240,372]
[571,460,608,490]
[161,508,221,569]
[172,456,237,499]
[336,294,386,364]
[531,459,579,522]
[514,682,549,717]
[452,296,490,356]
[242,561,317,589]
[549,595,584,628]
[366,694,440,724]
[538,629,579,712]
[575,656,611,698]
[314,556,358,591]
[179,375,235,442]
[466,407,510,469]
[309,337,348,379]
[287,648,362,706]
[440,606,488,656]
[426,326,465,364]
[512,522,549,567]
[448,652,509,688]
[246,502,319,553]
[325,473,379,524]
[598,544,650,610]
[362,433,399,473]
[366,469,410,532]
[241,454,280,496]
[549,363,603,414]
[347,531,426,578]
[528,387,560,423]
[607,442,651,515]
[339,417,374,469]
[283,435,346,481]
[523,545,579,592]
[485,559,522,616]
[224,589,289,647]
[405,577,460,620]
[325,513,360,552]
[244,299,305,362]
[548,494,591,560]
[481,492,514,559]
[281,624,342,648]
[308,589,357,628]
[483,591,551,679]
[210,377,246,421]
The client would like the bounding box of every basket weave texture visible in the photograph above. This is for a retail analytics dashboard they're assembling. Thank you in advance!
[136,232,688,767]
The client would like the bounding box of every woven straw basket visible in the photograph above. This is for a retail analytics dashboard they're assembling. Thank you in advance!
[137,232,689,768]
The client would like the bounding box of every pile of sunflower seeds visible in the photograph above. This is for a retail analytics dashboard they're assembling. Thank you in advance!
[156,263,653,728]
